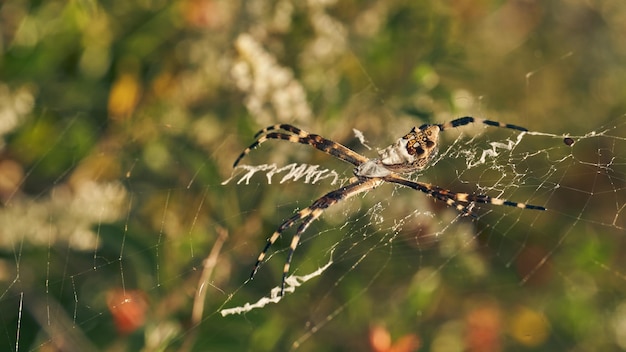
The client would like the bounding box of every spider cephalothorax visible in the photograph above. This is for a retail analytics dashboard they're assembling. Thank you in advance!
[233,116,545,296]
[356,124,440,177]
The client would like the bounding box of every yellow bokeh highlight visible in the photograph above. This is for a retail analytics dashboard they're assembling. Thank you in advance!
[108,73,141,120]
[508,306,550,347]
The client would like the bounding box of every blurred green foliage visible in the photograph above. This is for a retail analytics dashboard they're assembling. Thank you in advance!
[0,0,625,351]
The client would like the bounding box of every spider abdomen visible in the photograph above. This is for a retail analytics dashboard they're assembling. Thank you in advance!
[375,125,440,174]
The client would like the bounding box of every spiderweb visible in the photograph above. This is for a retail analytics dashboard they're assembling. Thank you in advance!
[2,1,626,351]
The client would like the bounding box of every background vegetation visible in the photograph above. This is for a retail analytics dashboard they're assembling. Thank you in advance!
[0,0,625,351]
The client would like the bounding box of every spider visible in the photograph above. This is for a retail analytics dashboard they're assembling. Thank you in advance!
[234,116,546,296]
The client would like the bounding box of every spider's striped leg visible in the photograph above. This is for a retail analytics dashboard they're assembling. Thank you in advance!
[383,175,474,215]
[384,175,546,212]
[234,125,369,168]
[436,116,529,132]
[279,177,383,296]
[436,196,477,218]
[250,177,382,296]
[250,209,315,279]
[281,213,318,295]
[421,190,479,218]
[451,192,546,210]
[252,124,308,138]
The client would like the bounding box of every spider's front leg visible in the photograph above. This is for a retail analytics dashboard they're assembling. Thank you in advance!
[384,174,546,213]
[437,116,529,132]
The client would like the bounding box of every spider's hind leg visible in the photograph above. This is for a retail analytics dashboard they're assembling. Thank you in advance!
[233,125,305,167]
[250,207,315,279]
[251,177,382,296]
[252,124,309,138]
[233,124,369,167]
